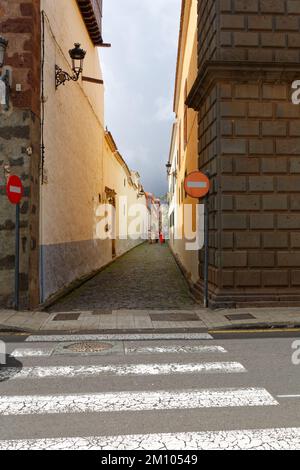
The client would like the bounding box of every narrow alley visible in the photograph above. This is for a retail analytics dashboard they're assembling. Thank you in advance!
[1,0,300,453]
[48,244,198,313]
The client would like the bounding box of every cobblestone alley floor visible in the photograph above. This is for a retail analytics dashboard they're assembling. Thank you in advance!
[48,243,198,312]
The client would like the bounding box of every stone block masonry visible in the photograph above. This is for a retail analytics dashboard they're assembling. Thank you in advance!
[0,0,41,308]
[187,0,300,307]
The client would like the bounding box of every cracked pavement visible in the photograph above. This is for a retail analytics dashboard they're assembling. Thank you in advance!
[0,334,299,449]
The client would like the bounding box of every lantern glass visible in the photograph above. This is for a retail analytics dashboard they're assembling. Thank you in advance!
[69,43,86,73]
[0,37,8,68]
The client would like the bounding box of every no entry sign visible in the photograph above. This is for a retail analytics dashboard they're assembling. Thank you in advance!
[184,171,210,199]
[6,175,23,205]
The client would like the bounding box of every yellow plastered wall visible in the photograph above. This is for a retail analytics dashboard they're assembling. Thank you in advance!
[41,0,105,247]
[171,0,199,284]
[39,0,110,300]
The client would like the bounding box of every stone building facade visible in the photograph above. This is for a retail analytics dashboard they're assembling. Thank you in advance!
[0,0,41,308]
[187,0,300,307]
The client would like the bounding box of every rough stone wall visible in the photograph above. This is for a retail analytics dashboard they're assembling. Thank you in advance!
[219,81,300,304]
[0,0,41,308]
[189,0,300,307]
[219,0,300,63]
[197,85,219,291]
[198,0,218,65]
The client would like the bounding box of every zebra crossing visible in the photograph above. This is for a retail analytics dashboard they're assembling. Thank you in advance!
[0,334,299,450]
[1,428,300,451]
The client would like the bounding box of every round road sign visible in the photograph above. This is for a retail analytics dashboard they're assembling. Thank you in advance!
[6,175,24,205]
[184,171,210,199]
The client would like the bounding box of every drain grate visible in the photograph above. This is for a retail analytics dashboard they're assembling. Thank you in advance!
[225,314,256,321]
[150,313,201,322]
[53,313,81,322]
[63,341,114,353]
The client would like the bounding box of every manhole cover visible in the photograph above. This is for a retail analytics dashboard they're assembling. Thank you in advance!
[63,341,114,353]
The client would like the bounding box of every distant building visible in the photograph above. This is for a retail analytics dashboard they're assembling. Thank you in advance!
[104,131,147,256]
[145,193,161,243]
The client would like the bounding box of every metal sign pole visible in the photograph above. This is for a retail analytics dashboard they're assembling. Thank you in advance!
[14,203,20,310]
[184,170,210,308]
[203,194,209,308]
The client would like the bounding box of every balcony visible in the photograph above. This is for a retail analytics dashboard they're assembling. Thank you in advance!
[77,0,103,46]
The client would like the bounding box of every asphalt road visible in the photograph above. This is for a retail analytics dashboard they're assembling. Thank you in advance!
[0,331,300,450]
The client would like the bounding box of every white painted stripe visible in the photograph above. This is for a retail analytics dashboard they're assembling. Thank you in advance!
[277,395,300,398]
[26,333,213,342]
[0,388,278,416]
[187,182,207,189]
[9,186,21,194]
[1,427,297,450]
[125,345,227,355]
[11,348,53,358]
[0,362,246,381]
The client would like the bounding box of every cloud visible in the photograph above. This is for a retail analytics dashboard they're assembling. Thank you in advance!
[100,0,181,196]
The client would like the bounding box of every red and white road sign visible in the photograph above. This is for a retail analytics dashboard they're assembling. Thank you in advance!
[184,171,210,199]
[6,175,24,205]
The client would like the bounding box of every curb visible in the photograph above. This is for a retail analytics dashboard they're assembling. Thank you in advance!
[208,322,300,332]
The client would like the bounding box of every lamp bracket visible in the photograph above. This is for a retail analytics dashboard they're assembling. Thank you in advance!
[55,65,82,89]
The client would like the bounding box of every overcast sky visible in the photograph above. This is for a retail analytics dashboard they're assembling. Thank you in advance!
[100,0,181,197]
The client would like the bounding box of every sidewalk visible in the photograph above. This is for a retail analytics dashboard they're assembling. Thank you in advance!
[1,307,300,334]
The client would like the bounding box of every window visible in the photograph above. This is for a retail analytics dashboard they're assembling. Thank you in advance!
[170,211,174,228]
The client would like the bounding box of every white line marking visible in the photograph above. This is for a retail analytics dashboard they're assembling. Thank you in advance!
[11,348,53,358]
[277,395,300,398]
[26,333,213,342]
[0,388,278,416]
[187,182,207,189]
[125,345,227,355]
[0,362,246,381]
[1,427,298,450]
[9,186,21,194]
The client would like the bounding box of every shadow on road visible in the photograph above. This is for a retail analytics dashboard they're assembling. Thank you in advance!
[0,355,23,382]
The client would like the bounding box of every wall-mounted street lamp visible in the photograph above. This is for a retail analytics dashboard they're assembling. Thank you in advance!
[0,36,11,111]
[55,43,104,89]
[0,36,8,67]
[55,43,86,88]
[138,190,145,199]
[166,163,172,175]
